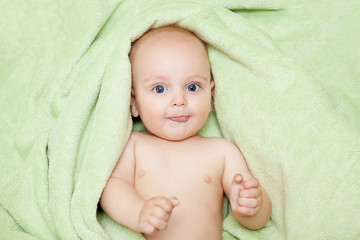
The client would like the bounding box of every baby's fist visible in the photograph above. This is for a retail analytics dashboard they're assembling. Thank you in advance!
[229,174,262,216]
[138,196,180,236]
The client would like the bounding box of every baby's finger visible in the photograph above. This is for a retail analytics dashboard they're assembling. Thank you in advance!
[151,206,171,221]
[168,196,180,208]
[230,174,244,203]
[154,197,174,213]
[140,222,157,236]
[242,177,259,190]
[234,206,260,216]
[238,197,260,208]
[239,188,261,198]
[232,174,244,185]
[147,215,167,231]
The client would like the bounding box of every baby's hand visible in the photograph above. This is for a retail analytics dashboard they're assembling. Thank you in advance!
[138,196,180,236]
[229,174,262,217]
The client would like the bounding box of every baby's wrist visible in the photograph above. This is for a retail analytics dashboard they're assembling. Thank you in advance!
[131,199,147,232]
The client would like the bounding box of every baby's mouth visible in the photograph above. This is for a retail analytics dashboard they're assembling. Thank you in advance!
[168,116,190,122]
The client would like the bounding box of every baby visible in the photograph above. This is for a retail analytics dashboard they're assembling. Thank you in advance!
[100,26,272,240]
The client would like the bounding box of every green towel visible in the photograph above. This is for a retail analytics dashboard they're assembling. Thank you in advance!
[1,0,359,239]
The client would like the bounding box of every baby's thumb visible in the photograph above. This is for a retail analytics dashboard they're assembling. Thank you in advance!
[230,174,243,208]
[232,173,243,186]
[168,196,180,208]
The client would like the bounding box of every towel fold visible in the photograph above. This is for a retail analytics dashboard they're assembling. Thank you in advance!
[1,0,359,239]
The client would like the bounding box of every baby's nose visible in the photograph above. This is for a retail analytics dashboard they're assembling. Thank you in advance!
[171,91,187,107]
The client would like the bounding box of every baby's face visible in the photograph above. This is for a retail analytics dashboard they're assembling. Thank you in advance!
[130,27,214,141]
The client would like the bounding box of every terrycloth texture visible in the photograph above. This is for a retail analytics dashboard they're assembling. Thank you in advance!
[0,1,359,240]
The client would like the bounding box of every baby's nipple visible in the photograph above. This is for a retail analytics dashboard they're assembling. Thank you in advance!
[204,175,211,184]
[137,170,146,179]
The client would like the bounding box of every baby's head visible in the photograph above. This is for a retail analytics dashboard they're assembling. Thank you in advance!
[129,26,214,141]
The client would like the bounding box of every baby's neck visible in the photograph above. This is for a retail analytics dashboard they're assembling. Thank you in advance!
[141,130,201,143]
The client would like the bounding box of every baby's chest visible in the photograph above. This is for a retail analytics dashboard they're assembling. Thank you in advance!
[134,150,224,200]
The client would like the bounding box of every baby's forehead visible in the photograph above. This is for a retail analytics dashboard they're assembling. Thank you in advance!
[130,26,206,59]
[136,26,199,44]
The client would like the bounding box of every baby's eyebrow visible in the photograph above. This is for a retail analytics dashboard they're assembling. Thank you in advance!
[143,76,168,83]
[142,75,209,84]
[187,75,209,82]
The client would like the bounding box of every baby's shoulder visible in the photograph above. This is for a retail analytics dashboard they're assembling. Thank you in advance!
[129,130,150,141]
[198,136,240,152]
[123,131,146,149]
[129,131,161,146]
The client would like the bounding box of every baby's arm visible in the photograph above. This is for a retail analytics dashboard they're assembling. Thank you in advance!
[100,133,179,235]
[221,140,272,230]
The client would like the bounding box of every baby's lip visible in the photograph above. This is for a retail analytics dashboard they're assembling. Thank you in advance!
[168,116,190,122]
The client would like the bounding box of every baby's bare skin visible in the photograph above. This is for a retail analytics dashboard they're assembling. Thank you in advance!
[101,130,271,239]
[100,26,272,239]
[128,132,224,239]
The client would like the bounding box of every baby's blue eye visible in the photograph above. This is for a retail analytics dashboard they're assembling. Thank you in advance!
[187,84,199,92]
[153,85,166,93]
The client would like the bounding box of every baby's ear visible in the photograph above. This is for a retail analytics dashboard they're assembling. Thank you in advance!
[210,80,215,96]
[130,88,139,117]
[210,80,215,112]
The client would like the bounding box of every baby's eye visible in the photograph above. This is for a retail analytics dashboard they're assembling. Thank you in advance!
[153,85,167,93]
[187,83,199,92]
